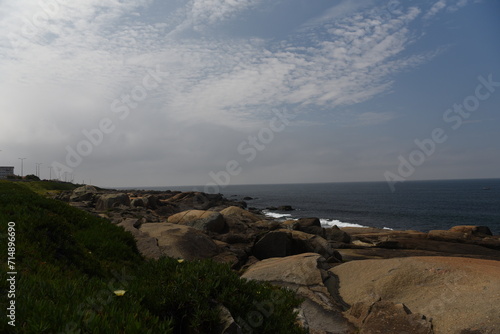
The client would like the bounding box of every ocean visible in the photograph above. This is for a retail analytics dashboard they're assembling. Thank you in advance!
[135,179,500,235]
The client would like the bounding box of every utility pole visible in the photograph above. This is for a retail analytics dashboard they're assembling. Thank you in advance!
[18,158,27,178]
[35,163,42,178]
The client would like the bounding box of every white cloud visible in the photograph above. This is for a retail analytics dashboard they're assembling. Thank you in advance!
[0,1,435,144]
[447,0,481,12]
[424,0,447,19]
[167,0,262,35]
[191,0,261,26]
[0,0,469,184]
[299,0,374,30]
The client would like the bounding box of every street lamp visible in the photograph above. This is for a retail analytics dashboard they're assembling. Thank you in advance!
[18,158,27,178]
[35,163,42,178]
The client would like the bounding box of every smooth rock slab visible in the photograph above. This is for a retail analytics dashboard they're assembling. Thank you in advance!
[331,256,500,334]
[118,218,162,259]
[140,223,219,260]
[220,206,261,223]
[346,301,433,334]
[168,209,226,233]
[242,253,355,334]
[70,185,98,202]
[253,229,339,261]
[95,193,130,211]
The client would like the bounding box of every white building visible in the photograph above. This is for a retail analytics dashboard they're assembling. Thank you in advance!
[0,166,15,179]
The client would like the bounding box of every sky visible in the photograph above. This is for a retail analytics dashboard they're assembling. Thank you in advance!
[0,0,499,189]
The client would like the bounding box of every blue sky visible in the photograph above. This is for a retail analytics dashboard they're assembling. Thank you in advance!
[0,0,499,188]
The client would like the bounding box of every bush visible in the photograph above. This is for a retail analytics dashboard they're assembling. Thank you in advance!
[0,181,307,334]
[0,181,152,333]
[132,257,306,334]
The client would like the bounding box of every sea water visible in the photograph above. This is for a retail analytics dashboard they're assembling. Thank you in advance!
[136,179,500,235]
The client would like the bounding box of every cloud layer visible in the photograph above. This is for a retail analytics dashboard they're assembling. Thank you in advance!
[0,0,497,186]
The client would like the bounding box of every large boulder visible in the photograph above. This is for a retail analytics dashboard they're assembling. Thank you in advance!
[283,217,326,237]
[144,194,160,209]
[140,223,219,260]
[118,218,162,259]
[166,191,230,211]
[252,230,292,259]
[427,230,469,243]
[252,229,341,262]
[95,193,130,211]
[215,206,264,244]
[448,225,493,236]
[375,237,500,260]
[242,253,355,334]
[167,210,226,233]
[70,185,98,202]
[325,226,351,244]
[330,256,500,334]
[220,206,261,224]
[342,227,500,260]
[130,197,146,208]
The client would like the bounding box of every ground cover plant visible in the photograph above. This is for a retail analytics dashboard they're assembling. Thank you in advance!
[0,181,306,333]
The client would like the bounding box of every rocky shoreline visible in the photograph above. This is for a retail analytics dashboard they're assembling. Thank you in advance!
[55,185,500,334]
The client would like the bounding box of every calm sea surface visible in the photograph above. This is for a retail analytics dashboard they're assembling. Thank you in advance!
[134,179,500,235]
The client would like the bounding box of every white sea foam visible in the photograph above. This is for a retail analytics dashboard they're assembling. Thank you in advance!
[264,211,394,230]
[263,211,293,219]
[319,218,367,228]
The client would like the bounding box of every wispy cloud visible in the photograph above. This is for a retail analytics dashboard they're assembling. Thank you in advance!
[0,1,443,134]
[424,0,447,19]
[0,0,489,185]
[354,111,397,126]
[190,0,262,26]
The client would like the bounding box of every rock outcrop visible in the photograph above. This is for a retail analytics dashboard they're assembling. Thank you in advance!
[70,185,98,202]
[58,186,500,333]
[252,229,341,263]
[347,301,433,334]
[330,256,500,334]
[140,223,219,260]
[282,217,325,237]
[165,192,244,211]
[168,210,226,233]
[96,193,131,211]
[118,218,162,259]
[338,227,500,261]
[242,253,356,334]
[448,225,493,236]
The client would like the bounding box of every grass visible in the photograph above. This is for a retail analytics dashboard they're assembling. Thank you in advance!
[16,180,81,196]
[0,181,307,333]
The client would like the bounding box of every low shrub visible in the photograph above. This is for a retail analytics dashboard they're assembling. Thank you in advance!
[132,257,306,333]
[0,181,307,333]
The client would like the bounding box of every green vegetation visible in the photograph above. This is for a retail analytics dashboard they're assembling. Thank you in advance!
[23,175,40,181]
[0,181,306,333]
[18,180,80,195]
